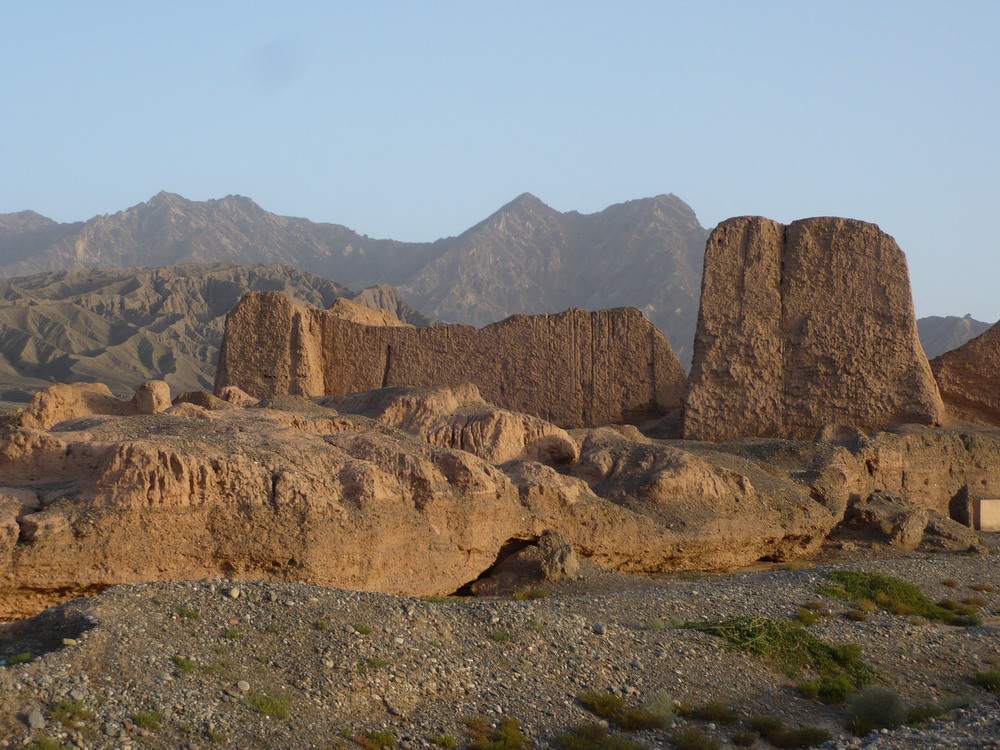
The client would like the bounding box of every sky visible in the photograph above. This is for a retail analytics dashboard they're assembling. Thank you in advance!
[1,1,997,321]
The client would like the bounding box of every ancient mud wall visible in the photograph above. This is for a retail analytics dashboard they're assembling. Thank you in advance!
[931,321,1000,426]
[215,292,686,428]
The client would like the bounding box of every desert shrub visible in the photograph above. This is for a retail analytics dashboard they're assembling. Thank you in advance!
[692,699,738,724]
[172,655,197,673]
[961,596,987,607]
[671,727,719,750]
[972,669,1000,694]
[50,699,93,725]
[359,730,396,750]
[950,614,984,627]
[430,734,457,749]
[352,623,373,634]
[820,571,967,625]
[313,620,329,631]
[176,606,200,620]
[513,588,550,600]
[466,716,526,750]
[130,710,163,730]
[937,599,977,615]
[555,723,644,750]
[488,630,512,643]
[731,730,758,747]
[747,716,783,735]
[942,578,958,588]
[577,690,671,731]
[7,651,32,666]
[247,690,291,719]
[223,627,241,640]
[363,657,391,669]
[848,686,907,734]
[795,609,820,626]
[971,583,998,593]
[802,601,824,611]
[683,617,874,690]
[844,609,869,622]
[527,618,544,632]
[906,702,946,724]
[767,727,832,748]
[25,739,66,750]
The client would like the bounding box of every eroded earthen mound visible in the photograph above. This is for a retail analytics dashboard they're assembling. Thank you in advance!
[215,292,687,429]
[683,216,945,441]
[931,320,1000,425]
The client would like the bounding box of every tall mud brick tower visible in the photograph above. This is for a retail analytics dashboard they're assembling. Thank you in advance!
[683,216,944,441]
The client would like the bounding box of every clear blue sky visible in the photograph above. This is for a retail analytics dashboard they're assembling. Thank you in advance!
[2,1,997,321]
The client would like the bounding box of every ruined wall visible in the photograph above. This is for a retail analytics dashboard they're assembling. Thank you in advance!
[683,216,945,441]
[215,292,686,428]
[931,321,1000,426]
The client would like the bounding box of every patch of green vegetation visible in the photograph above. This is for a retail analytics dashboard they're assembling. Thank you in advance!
[7,651,32,666]
[577,690,672,731]
[488,630,512,643]
[130,710,164,730]
[971,583,998,593]
[513,587,550,600]
[848,686,906,735]
[527,618,544,632]
[430,733,458,749]
[845,609,869,622]
[692,699,738,724]
[313,620,329,631]
[247,690,292,719]
[358,730,396,749]
[795,609,820,626]
[972,669,1000,694]
[208,729,229,743]
[363,657,391,669]
[905,702,947,725]
[639,618,668,631]
[962,596,987,607]
[746,717,829,748]
[172,655,197,673]
[671,727,719,750]
[802,601,825,612]
[730,730,758,747]
[264,624,281,634]
[820,571,977,626]
[50,698,94,726]
[555,723,645,750]
[942,578,958,588]
[223,627,242,640]
[177,606,200,620]
[463,716,527,750]
[352,623,374,635]
[683,617,874,693]
[25,739,66,750]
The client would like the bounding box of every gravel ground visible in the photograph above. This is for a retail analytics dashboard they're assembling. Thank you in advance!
[1,549,999,750]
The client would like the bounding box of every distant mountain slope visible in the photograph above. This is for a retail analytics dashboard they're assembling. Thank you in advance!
[917,314,993,359]
[0,263,433,400]
[0,192,708,364]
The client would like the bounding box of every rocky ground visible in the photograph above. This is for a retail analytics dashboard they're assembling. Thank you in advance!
[1,543,998,750]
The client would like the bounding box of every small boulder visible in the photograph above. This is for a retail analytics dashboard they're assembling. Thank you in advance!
[216,385,258,407]
[923,510,981,551]
[130,380,171,415]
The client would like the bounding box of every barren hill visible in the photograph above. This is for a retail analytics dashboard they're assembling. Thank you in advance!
[0,263,433,400]
[0,192,708,364]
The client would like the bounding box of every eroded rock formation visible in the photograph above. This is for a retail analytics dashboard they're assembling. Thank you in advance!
[683,216,945,441]
[930,320,1000,425]
[215,292,687,429]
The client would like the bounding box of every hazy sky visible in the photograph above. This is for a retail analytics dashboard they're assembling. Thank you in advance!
[2,2,997,321]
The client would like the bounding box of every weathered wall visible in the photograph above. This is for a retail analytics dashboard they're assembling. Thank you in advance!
[683,216,945,441]
[215,292,687,428]
[931,321,1000,425]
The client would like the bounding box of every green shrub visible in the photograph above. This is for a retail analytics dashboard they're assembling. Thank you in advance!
[747,716,783,735]
[971,583,998,593]
[50,699,94,725]
[313,620,329,631]
[820,571,967,625]
[972,669,1000,693]
[683,617,874,689]
[671,727,719,750]
[430,734,458,749]
[466,716,526,750]
[962,596,987,607]
[176,606,200,620]
[223,627,241,640]
[848,686,907,734]
[130,710,164,730]
[731,730,758,747]
[7,651,32,666]
[768,727,832,748]
[352,623,373,635]
[906,702,946,724]
[795,609,820,626]
[555,723,644,750]
[359,730,396,749]
[802,601,825,611]
[942,578,958,588]
[172,655,197,673]
[488,630,512,643]
[844,609,869,622]
[25,739,66,750]
[247,690,292,719]
[693,699,738,724]
[363,657,390,669]
[577,690,671,730]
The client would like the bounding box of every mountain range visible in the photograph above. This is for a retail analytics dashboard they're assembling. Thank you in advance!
[0,191,708,364]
